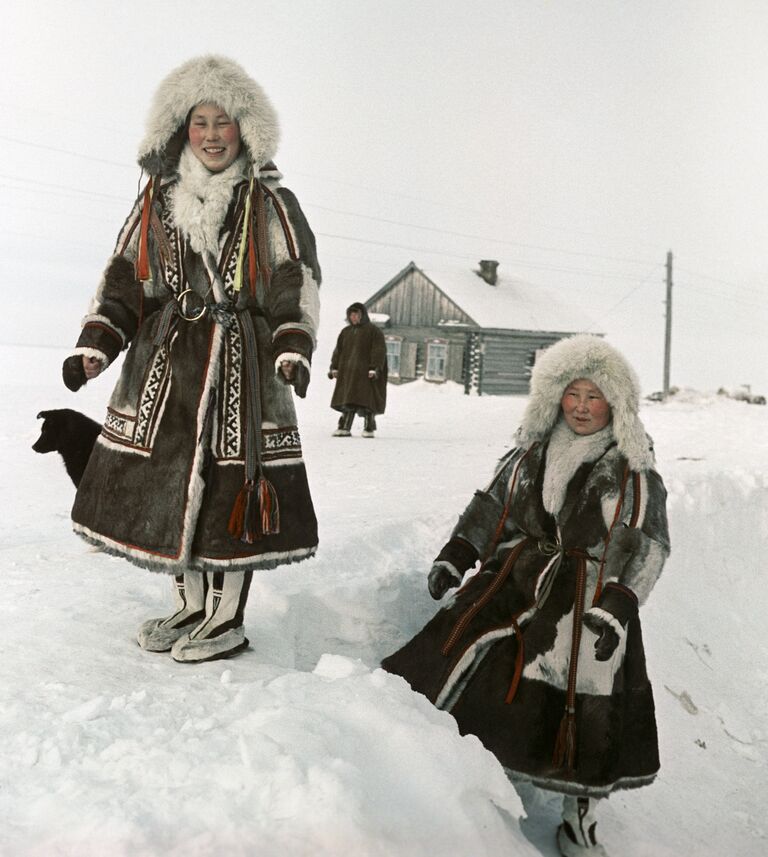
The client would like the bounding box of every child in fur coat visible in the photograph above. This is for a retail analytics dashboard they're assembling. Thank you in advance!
[383,335,670,857]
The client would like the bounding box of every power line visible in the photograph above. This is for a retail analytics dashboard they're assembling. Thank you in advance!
[0,173,131,202]
[0,135,136,169]
[3,128,760,301]
[305,201,659,267]
[675,280,766,310]
[292,168,664,254]
[316,231,660,283]
[582,267,663,333]
[675,265,765,298]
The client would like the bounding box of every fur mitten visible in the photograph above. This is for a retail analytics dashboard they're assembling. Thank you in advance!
[62,355,87,391]
[291,361,310,398]
[583,610,622,661]
[428,561,462,600]
[583,580,639,661]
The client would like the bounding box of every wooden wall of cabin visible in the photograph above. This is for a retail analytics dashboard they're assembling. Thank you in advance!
[379,326,569,394]
[367,270,474,327]
[475,330,567,395]
[381,325,469,384]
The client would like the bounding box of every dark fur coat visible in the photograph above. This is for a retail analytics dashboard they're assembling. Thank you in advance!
[382,438,670,797]
[66,169,321,574]
[329,303,387,415]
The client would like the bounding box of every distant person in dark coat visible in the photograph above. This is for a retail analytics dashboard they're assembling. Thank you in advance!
[329,302,388,438]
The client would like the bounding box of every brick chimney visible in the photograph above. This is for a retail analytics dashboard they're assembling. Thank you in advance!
[476,259,499,285]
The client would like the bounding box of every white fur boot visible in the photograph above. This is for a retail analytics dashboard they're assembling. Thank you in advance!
[557,796,608,856]
[137,572,206,652]
[171,571,252,663]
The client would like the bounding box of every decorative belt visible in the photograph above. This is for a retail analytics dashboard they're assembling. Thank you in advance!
[151,292,280,544]
[439,534,599,771]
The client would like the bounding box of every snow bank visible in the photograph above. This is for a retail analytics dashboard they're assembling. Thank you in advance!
[1,346,767,856]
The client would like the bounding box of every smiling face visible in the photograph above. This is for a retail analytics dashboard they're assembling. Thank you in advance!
[560,378,612,435]
[187,103,242,172]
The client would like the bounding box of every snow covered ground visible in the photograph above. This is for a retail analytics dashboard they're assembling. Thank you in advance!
[1,343,767,857]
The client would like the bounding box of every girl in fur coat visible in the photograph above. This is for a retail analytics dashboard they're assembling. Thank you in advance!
[62,56,321,663]
[382,335,670,856]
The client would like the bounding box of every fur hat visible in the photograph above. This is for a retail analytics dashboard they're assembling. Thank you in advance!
[516,334,655,471]
[137,55,279,176]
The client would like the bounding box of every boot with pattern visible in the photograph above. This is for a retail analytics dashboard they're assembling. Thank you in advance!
[171,570,252,663]
[137,572,207,652]
[557,796,608,856]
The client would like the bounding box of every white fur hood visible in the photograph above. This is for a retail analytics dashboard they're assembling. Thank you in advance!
[137,55,279,176]
[516,334,655,471]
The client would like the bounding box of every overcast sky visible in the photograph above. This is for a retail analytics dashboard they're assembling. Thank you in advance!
[2,0,766,394]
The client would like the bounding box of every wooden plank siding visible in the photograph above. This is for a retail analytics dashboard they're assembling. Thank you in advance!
[477,330,565,395]
[383,324,468,384]
[366,267,476,327]
[365,262,584,395]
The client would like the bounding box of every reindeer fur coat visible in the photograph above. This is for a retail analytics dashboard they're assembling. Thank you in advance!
[382,336,670,797]
[65,56,321,574]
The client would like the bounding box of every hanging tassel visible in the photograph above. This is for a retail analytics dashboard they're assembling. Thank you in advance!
[257,475,280,535]
[227,476,280,543]
[135,178,154,282]
[247,217,257,295]
[552,707,578,771]
[504,618,525,704]
[227,480,253,541]
[233,174,254,293]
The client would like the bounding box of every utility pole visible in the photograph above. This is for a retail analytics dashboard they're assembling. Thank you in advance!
[663,250,673,397]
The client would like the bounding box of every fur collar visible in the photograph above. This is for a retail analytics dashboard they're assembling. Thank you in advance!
[169,145,247,255]
[516,334,655,471]
[542,419,614,516]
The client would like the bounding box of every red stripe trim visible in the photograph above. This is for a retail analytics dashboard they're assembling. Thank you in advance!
[83,321,124,346]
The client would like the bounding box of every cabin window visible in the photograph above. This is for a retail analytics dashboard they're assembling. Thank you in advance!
[425,340,448,381]
[385,337,402,377]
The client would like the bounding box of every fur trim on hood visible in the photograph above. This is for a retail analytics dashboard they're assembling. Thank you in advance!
[137,55,279,176]
[516,334,655,471]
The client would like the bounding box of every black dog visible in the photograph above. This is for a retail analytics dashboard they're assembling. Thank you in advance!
[33,409,101,488]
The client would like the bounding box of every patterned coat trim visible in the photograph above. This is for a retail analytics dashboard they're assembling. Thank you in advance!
[73,521,317,574]
[70,170,320,572]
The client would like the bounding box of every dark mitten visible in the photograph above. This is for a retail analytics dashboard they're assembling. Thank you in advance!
[594,623,620,661]
[427,561,462,600]
[291,362,310,398]
[62,356,87,391]
[583,602,629,661]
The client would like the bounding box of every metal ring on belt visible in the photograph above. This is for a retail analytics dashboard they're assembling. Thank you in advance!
[176,289,207,322]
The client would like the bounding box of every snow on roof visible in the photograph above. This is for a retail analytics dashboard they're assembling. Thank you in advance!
[421,264,600,333]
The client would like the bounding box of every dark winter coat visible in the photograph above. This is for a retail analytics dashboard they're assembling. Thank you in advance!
[64,57,321,575]
[329,303,387,415]
[383,335,670,798]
